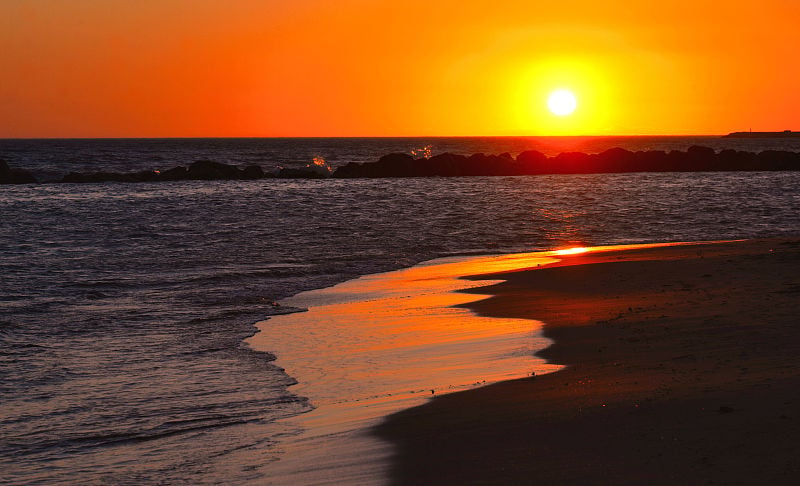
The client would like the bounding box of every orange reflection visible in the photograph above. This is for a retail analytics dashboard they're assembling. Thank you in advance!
[246,250,565,482]
[554,247,589,255]
[244,240,737,482]
[249,250,563,420]
[247,241,727,431]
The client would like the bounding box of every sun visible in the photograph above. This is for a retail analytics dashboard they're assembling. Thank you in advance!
[547,89,578,116]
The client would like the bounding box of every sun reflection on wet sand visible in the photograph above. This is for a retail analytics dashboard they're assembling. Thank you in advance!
[246,251,564,483]
[554,246,589,255]
[244,241,718,484]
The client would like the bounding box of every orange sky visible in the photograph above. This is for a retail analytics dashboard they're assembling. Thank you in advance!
[1,0,798,137]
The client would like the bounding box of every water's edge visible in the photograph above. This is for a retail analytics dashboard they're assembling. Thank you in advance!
[245,243,715,483]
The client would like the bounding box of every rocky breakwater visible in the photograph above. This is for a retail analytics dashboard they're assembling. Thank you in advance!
[54,159,334,184]
[3,147,800,185]
[331,146,800,178]
[59,160,269,183]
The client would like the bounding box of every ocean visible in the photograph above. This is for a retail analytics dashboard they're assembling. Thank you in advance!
[2,136,799,484]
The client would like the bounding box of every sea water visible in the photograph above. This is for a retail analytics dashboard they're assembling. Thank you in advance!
[1,137,799,484]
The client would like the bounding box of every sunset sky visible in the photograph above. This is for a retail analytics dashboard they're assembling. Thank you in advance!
[2,0,798,138]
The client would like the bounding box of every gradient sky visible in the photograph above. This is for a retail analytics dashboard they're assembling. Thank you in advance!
[2,0,798,137]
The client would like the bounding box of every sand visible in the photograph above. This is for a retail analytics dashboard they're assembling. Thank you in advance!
[246,251,570,484]
[374,239,800,485]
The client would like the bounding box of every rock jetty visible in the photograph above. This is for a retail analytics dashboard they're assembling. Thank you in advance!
[1,146,799,185]
[332,146,800,178]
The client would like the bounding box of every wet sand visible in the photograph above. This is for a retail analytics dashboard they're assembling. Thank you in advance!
[247,252,569,484]
[375,239,800,485]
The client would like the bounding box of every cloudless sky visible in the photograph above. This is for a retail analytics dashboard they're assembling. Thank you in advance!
[1,0,798,137]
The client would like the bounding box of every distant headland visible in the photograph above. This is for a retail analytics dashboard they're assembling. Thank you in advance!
[723,130,800,138]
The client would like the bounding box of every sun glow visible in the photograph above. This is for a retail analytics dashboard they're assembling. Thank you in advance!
[548,89,578,116]
[508,57,615,136]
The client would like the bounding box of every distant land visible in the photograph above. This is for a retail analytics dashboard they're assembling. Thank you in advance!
[724,130,800,138]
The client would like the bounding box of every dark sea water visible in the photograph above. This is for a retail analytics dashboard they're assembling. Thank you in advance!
[1,137,799,484]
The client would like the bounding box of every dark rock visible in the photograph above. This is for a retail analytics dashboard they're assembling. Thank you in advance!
[687,145,716,158]
[463,153,499,176]
[0,160,10,180]
[0,160,38,184]
[552,152,592,173]
[379,153,415,165]
[485,153,522,176]
[60,172,87,183]
[332,152,476,178]
[242,165,266,180]
[187,160,243,180]
[374,153,415,177]
[718,150,757,171]
[664,150,693,172]
[757,150,800,171]
[12,169,37,184]
[594,148,637,172]
[686,145,717,171]
[635,150,669,171]
[332,162,364,178]
[425,153,468,176]
[159,166,189,181]
[516,150,549,174]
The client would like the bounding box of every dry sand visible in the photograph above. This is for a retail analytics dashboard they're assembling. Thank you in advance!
[374,239,800,485]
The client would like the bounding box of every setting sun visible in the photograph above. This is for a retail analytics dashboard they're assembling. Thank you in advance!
[2,1,799,137]
[548,89,578,116]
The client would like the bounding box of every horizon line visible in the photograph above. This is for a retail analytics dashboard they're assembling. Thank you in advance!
[0,134,732,141]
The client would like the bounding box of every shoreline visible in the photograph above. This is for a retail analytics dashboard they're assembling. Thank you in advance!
[246,251,567,484]
[374,238,800,485]
[244,240,732,483]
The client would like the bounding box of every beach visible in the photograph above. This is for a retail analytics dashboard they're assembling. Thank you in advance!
[3,138,799,484]
[376,239,800,485]
[5,0,800,482]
